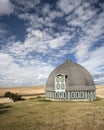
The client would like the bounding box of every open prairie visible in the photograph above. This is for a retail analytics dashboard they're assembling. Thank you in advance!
[0,86,45,103]
[0,97,104,130]
[96,85,104,98]
[0,86,45,97]
[0,85,104,130]
[0,85,104,98]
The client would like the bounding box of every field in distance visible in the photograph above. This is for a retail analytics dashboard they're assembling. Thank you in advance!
[96,85,104,98]
[0,85,104,97]
[0,86,45,97]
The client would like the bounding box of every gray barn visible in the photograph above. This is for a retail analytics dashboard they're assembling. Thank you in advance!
[45,60,96,101]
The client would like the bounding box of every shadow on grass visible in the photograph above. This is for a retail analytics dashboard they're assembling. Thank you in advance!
[0,103,12,114]
[36,97,52,102]
[95,96,102,101]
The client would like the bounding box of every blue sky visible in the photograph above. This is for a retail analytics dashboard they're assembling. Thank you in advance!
[0,0,104,87]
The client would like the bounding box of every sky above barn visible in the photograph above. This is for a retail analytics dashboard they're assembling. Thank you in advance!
[0,0,104,87]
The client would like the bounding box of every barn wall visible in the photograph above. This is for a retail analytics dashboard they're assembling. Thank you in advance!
[46,91,96,101]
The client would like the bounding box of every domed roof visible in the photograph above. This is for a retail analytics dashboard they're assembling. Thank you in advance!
[46,60,95,91]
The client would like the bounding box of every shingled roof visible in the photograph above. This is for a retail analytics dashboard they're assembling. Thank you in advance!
[46,60,95,91]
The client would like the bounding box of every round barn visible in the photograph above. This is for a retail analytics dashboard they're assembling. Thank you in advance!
[45,60,96,101]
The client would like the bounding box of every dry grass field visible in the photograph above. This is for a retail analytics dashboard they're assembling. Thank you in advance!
[0,86,45,103]
[0,85,104,96]
[0,86,45,97]
[0,97,104,130]
[0,85,104,130]
[96,85,104,98]
[0,85,104,103]
[0,85,104,98]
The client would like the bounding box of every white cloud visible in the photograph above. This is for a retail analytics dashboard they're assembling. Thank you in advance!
[0,52,54,87]
[94,77,104,84]
[67,3,96,26]
[42,3,50,15]
[0,0,14,16]
[6,26,72,57]
[49,34,70,49]
[80,46,104,73]
[0,24,8,40]
[71,42,91,61]
[13,0,40,12]
[71,11,104,62]
[0,24,7,34]
[0,53,13,71]
[0,0,104,86]
[31,30,44,39]
[42,3,63,20]
[57,0,81,14]
[76,45,104,85]
[65,6,104,84]
[69,42,104,85]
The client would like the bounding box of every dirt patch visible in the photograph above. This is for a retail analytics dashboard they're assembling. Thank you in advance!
[0,98,13,103]
[96,85,104,98]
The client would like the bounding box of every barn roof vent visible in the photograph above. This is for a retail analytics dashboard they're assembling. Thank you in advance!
[64,59,72,63]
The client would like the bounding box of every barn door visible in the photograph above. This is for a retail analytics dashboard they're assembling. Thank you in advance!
[55,75,66,92]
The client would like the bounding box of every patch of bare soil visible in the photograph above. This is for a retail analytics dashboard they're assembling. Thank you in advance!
[96,85,104,98]
[0,98,13,103]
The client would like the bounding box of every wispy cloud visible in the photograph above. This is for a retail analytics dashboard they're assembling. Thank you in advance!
[0,52,54,87]
[0,24,7,39]
[0,0,14,16]
[0,0,104,86]
[11,0,40,12]
[57,0,81,14]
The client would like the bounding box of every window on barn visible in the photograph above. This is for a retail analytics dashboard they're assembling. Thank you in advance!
[80,92,84,98]
[76,92,79,98]
[55,74,66,92]
[71,92,75,98]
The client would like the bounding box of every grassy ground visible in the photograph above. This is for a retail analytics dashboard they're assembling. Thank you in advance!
[0,97,104,130]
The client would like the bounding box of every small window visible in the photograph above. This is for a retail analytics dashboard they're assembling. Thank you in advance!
[61,83,64,89]
[64,92,66,98]
[56,93,58,98]
[76,92,79,98]
[56,84,60,90]
[80,92,84,98]
[55,75,65,91]
[71,92,75,98]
